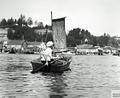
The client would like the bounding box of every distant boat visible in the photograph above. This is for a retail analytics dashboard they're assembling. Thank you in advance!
[9,47,17,54]
[31,14,72,73]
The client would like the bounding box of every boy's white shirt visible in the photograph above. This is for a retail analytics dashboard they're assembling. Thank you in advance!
[41,47,52,61]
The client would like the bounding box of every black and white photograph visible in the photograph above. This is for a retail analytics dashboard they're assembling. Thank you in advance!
[0,0,120,98]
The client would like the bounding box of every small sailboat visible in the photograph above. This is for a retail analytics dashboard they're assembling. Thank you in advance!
[31,13,72,73]
[31,56,71,73]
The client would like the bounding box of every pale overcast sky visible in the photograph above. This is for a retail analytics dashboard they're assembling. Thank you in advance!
[0,0,120,36]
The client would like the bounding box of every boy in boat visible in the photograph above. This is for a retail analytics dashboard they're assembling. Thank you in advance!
[40,41,55,65]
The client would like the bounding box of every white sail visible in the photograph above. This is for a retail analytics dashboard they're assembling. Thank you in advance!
[52,17,66,49]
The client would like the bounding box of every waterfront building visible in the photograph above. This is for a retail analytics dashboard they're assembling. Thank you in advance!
[34,28,52,35]
[7,40,42,53]
[76,44,98,55]
[7,40,23,50]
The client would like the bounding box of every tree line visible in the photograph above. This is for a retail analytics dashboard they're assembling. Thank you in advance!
[0,14,119,47]
[67,28,119,48]
[0,14,53,42]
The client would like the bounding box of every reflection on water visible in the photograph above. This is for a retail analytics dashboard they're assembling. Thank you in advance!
[42,73,68,98]
[0,54,120,98]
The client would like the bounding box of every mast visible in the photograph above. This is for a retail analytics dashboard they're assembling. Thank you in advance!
[51,11,53,28]
[45,12,53,43]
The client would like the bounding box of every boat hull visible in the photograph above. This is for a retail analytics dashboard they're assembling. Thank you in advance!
[31,57,71,73]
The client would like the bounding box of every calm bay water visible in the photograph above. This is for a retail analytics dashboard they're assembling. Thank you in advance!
[0,54,120,98]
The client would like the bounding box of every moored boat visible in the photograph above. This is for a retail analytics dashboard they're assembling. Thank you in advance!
[9,47,17,54]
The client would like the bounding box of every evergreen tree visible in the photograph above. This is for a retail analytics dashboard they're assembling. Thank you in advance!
[0,18,7,26]
[27,17,33,26]
[17,14,27,26]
